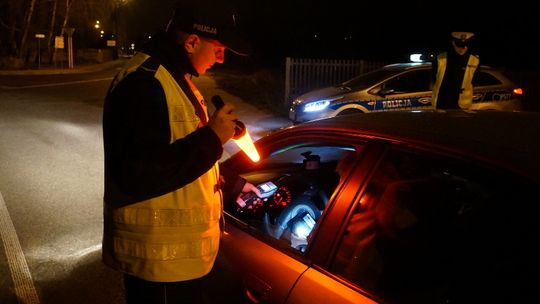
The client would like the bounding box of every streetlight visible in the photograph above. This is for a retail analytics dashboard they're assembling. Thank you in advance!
[35,33,45,68]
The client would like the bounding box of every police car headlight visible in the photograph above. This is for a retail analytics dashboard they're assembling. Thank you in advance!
[303,100,331,112]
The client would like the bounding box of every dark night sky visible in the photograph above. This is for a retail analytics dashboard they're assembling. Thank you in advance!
[123,0,540,68]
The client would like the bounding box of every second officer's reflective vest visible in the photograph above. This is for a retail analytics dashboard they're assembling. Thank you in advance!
[432,52,479,109]
[102,52,221,282]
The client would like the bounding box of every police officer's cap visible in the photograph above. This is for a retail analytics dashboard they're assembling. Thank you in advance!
[166,0,251,56]
[451,31,474,48]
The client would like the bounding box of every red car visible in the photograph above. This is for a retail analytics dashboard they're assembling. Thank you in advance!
[215,110,540,304]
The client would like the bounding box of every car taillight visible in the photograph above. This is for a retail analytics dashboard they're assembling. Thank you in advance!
[513,88,524,95]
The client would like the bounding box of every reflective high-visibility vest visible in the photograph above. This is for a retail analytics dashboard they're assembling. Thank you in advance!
[102,52,222,282]
[432,52,479,109]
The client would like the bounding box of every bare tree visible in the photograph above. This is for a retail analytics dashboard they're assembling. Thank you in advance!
[47,0,58,61]
[60,0,73,36]
[18,0,38,59]
[51,0,73,63]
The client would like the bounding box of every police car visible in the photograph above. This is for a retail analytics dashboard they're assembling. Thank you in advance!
[288,62,524,123]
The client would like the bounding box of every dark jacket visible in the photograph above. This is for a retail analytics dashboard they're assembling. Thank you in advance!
[103,30,245,208]
[432,49,476,109]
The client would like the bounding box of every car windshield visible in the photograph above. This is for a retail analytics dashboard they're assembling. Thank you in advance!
[340,67,401,90]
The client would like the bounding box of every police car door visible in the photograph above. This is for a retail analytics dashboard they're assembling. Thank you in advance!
[373,69,433,112]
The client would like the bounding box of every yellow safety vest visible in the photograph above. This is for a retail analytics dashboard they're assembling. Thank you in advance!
[102,53,222,282]
[432,52,479,109]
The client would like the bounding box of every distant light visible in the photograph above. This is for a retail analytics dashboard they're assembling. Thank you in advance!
[148,35,152,39]
[513,88,523,95]
[100,30,104,34]
[314,34,318,38]
[410,53,423,62]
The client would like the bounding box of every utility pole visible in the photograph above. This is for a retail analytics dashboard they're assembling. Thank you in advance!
[113,0,121,59]
[64,27,75,69]
[35,33,45,68]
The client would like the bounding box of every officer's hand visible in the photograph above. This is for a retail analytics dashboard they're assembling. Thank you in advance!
[235,182,262,208]
[208,103,238,144]
[242,182,262,197]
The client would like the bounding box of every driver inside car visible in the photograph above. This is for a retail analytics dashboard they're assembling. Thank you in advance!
[265,149,358,251]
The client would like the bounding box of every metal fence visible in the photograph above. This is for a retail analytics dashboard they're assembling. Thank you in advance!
[284,57,386,104]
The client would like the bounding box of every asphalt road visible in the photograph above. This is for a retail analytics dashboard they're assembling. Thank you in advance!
[0,61,290,304]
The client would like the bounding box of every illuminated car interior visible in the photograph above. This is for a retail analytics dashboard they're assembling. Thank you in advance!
[224,144,358,252]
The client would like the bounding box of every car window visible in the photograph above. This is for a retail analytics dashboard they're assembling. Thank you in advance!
[381,69,431,94]
[341,68,398,90]
[224,143,361,254]
[330,147,538,303]
[472,70,502,86]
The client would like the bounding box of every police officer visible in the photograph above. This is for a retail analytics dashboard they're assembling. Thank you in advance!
[101,1,259,303]
[432,31,480,109]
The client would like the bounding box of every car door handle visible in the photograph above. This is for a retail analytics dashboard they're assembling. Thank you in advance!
[419,97,431,104]
[473,93,483,101]
[243,273,271,303]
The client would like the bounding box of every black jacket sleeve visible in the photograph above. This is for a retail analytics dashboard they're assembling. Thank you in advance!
[103,71,223,204]
[220,166,246,202]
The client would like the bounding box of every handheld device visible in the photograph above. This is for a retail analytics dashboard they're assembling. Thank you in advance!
[240,181,278,207]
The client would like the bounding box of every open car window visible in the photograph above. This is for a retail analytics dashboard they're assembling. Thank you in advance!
[223,143,360,254]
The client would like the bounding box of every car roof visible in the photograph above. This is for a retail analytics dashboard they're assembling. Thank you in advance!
[280,110,540,182]
[381,62,498,72]
[381,62,431,70]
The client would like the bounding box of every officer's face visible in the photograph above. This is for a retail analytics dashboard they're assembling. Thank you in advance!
[189,36,225,75]
[452,40,468,56]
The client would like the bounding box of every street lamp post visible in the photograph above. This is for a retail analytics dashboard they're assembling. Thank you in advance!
[113,5,119,59]
[64,27,75,69]
[35,33,45,68]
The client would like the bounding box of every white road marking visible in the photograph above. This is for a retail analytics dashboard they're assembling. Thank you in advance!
[0,191,40,304]
[0,77,113,90]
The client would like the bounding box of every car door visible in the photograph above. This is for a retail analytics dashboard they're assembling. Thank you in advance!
[371,69,433,111]
[220,223,310,303]
[324,142,539,304]
[219,133,379,303]
[282,139,387,304]
[470,69,522,110]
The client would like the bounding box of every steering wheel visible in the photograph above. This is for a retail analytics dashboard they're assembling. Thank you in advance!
[264,195,321,241]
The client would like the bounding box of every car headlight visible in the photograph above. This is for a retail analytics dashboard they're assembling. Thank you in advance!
[303,99,331,112]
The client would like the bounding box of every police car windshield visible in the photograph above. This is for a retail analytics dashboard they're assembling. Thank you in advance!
[341,68,398,90]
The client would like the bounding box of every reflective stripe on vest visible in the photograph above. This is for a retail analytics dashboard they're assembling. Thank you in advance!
[103,52,222,282]
[432,52,479,109]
